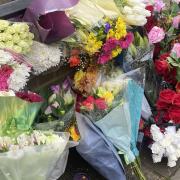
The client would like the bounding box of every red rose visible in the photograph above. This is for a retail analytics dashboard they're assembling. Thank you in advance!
[155,59,169,76]
[94,98,108,110]
[159,89,176,104]
[172,94,180,107]
[176,82,180,93]
[159,53,170,61]
[156,100,170,110]
[168,106,180,124]
[164,68,177,85]
[154,111,170,122]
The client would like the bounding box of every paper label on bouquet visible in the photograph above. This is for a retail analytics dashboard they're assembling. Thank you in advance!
[140,50,153,62]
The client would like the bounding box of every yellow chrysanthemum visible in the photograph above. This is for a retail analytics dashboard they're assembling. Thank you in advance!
[85,32,102,55]
[111,47,122,58]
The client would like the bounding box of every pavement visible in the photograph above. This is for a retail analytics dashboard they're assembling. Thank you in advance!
[60,147,180,180]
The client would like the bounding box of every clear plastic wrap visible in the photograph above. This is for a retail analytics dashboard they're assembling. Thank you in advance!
[79,68,145,163]
[0,20,34,54]
[0,132,71,180]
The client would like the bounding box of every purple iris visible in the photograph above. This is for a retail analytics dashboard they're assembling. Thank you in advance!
[104,23,111,33]
[51,85,60,94]
[62,78,70,91]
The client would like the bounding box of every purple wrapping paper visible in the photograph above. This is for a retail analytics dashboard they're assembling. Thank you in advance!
[23,0,79,43]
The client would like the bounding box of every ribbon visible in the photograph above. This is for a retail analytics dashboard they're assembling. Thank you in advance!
[23,0,79,43]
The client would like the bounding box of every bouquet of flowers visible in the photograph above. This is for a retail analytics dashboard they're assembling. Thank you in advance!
[0,20,34,54]
[140,0,180,168]
[66,16,134,67]
[0,130,71,180]
[35,80,80,141]
[0,49,31,91]
[0,91,43,136]
[150,125,180,167]
[77,67,145,179]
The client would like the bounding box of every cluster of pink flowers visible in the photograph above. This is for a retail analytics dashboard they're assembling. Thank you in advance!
[171,43,180,58]
[98,32,134,64]
[0,65,13,91]
[81,96,108,111]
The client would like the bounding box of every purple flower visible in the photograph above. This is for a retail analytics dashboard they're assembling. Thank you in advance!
[51,85,60,94]
[119,32,134,49]
[104,23,111,33]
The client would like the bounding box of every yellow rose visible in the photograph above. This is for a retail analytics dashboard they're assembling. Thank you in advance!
[0,42,5,48]
[5,26,16,34]
[19,41,29,48]
[0,20,10,31]
[5,41,14,49]
[12,45,22,53]
[13,34,20,43]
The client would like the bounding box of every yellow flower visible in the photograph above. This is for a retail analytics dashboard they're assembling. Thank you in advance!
[97,87,114,105]
[85,32,102,55]
[0,20,10,31]
[74,70,84,82]
[111,47,122,58]
[69,125,80,142]
[107,29,115,39]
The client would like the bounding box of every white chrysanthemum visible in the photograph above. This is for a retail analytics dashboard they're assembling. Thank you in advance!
[150,124,164,142]
[26,41,62,74]
[8,63,31,91]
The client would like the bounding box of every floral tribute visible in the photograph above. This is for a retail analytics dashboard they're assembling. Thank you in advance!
[0,20,34,54]
[141,0,180,167]
[0,49,31,91]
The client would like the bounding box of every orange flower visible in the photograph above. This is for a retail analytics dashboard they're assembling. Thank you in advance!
[69,56,80,67]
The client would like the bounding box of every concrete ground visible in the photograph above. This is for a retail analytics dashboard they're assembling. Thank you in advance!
[60,147,180,180]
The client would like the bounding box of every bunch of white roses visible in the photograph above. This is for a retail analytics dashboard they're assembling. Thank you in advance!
[150,124,180,167]
[0,20,34,54]
[121,0,151,26]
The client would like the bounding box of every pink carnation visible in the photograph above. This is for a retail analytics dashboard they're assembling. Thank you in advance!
[171,43,180,58]
[0,65,13,91]
[98,54,111,64]
[172,15,180,29]
[148,26,165,44]
[154,0,165,12]
[119,32,134,49]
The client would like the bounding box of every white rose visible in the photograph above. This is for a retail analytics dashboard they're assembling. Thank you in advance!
[5,41,14,49]
[13,34,20,44]
[12,45,22,53]
[5,26,16,34]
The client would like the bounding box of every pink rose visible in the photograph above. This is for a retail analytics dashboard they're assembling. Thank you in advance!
[148,26,165,44]
[154,0,165,12]
[171,43,180,58]
[172,15,180,29]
